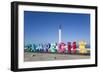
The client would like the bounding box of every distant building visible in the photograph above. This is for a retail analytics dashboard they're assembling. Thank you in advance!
[59,25,61,43]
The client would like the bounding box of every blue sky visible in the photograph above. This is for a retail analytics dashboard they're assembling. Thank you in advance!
[24,11,90,45]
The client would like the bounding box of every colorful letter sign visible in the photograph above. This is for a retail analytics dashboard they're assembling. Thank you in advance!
[79,41,87,54]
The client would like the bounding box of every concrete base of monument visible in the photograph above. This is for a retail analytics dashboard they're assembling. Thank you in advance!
[24,51,90,62]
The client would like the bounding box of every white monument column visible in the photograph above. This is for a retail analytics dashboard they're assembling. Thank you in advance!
[59,25,61,43]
